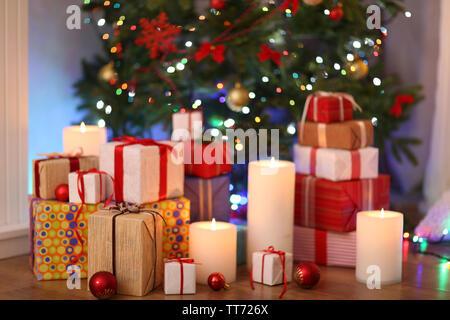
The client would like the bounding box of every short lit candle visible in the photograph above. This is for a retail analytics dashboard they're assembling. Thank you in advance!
[63,122,107,156]
[189,219,237,284]
[356,209,404,285]
[247,158,295,270]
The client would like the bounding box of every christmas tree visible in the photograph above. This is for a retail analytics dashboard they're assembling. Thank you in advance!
[75,0,422,209]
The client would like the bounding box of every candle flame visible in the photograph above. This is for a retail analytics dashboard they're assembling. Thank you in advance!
[270,157,276,168]
[211,218,216,231]
[80,122,87,133]
[380,208,384,218]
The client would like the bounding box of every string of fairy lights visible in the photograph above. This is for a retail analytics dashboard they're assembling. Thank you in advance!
[83,0,418,216]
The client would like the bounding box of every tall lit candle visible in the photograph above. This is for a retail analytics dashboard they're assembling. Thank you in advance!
[63,122,107,156]
[247,158,295,270]
[189,219,237,284]
[356,209,403,285]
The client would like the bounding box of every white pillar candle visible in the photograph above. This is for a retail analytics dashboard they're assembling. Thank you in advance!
[189,219,237,284]
[356,209,403,285]
[63,122,107,156]
[247,159,295,270]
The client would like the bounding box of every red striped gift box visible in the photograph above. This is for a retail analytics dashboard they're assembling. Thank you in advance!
[294,174,390,232]
[294,225,356,267]
[305,94,354,123]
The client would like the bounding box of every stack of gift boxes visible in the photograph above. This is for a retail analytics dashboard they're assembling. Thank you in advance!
[173,110,247,266]
[292,93,390,267]
[30,138,191,296]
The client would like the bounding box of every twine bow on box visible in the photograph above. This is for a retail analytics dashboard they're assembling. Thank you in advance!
[37,147,84,159]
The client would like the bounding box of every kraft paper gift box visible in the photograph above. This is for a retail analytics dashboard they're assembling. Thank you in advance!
[305,93,355,123]
[184,141,232,178]
[294,225,356,267]
[68,171,107,204]
[99,138,184,205]
[293,144,379,181]
[29,198,104,280]
[184,175,230,222]
[88,205,164,296]
[164,258,196,295]
[141,197,190,259]
[294,174,390,232]
[33,156,99,200]
[172,110,203,141]
[251,248,293,286]
[298,120,374,150]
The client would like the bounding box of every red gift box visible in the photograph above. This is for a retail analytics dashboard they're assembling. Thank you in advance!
[294,225,356,267]
[294,174,390,232]
[306,94,354,123]
[184,141,232,178]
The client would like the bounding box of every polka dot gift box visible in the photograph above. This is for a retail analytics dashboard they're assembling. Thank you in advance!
[29,198,104,281]
[141,197,190,259]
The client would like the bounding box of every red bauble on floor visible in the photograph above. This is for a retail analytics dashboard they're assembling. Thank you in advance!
[208,272,229,291]
[89,271,117,299]
[294,262,321,289]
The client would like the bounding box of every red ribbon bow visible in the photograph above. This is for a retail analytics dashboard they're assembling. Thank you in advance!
[281,0,300,15]
[166,257,198,295]
[389,94,414,118]
[250,245,288,299]
[257,44,283,66]
[194,42,226,64]
[112,136,174,202]
[69,169,115,266]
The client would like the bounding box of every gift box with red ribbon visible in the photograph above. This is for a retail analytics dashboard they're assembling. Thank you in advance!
[250,246,293,299]
[184,141,232,179]
[33,156,98,200]
[99,137,184,205]
[164,258,197,295]
[172,110,203,141]
[293,144,379,182]
[294,225,356,267]
[304,92,360,123]
[184,175,230,222]
[294,174,390,232]
[68,170,108,204]
[29,198,105,280]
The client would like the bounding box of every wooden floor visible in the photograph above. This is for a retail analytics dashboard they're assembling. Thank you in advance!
[0,241,448,300]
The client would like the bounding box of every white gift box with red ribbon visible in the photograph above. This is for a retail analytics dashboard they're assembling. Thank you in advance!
[293,144,379,182]
[164,258,196,295]
[68,172,106,204]
[172,110,203,141]
[251,250,293,286]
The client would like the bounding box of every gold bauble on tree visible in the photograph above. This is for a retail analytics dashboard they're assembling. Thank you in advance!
[302,0,323,6]
[98,61,117,82]
[346,59,369,80]
[226,82,250,112]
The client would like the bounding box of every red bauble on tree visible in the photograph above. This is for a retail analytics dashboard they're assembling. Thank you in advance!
[208,272,230,291]
[55,184,69,202]
[89,271,117,300]
[210,0,226,10]
[329,7,344,21]
[294,262,320,289]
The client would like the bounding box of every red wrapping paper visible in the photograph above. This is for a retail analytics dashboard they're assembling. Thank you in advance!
[306,95,354,123]
[294,174,390,232]
[294,225,356,267]
[184,141,232,178]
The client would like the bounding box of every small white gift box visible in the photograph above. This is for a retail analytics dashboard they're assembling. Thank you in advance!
[172,110,203,141]
[164,258,196,295]
[68,171,106,204]
[294,144,379,182]
[251,248,293,286]
[100,139,184,205]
